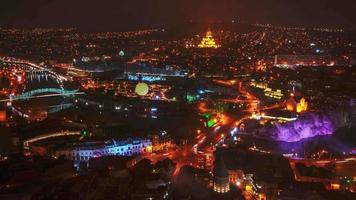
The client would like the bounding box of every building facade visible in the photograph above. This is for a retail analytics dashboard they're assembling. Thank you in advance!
[55,139,152,162]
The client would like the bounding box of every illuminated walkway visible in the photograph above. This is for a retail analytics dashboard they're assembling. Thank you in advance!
[10,88,80,101]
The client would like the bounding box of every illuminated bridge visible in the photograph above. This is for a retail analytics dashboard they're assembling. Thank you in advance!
[8,88,81,101]
[0,57,67,82]
[23,130,81,149]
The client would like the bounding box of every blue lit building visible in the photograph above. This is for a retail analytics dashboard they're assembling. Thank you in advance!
[71,55,125,80]
[125,63,189,80]
[55,138,152,162]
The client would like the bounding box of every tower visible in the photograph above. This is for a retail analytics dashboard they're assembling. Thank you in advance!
[213,156,230,193]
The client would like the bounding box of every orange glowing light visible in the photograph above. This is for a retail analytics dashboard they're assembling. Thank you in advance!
[0,111,6,122]
[146,145,153,153]
[219,114,229,125]
[245,184,253,192]
[296,98,308,113]
[256,61,267,72]
[173,163,182,177]
[330,183,340,190]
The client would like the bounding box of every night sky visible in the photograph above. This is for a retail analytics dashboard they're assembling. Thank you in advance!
[0,0,355,31]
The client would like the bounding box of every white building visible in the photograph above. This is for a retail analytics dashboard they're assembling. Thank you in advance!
[55,139,152,162]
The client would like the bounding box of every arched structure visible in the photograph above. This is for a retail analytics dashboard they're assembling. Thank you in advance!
[10,88,80,101]
[23,130,81,149]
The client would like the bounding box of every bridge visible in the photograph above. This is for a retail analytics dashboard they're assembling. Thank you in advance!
[0,57,67,82]
[23,130,81,149]
[8,88,81,101]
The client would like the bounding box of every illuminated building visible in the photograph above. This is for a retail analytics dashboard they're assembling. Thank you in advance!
[213,157,230,193]
[285,96,308,113]
[197,153,214,169]
[286,96,298,111]
[296,98,308,113]
[125,63,188,78]
[198,31,220,49]
[250,79,283,99]
[329,183,341,190]
[228,169,245,185]
[127,74,166,82]
[205,153,214,169]
[256,61,267,72]
[55,138,152,162]
[251,110,297,123]
[71,55,125,80]
[150,132,173,152]
[264,88,283,100]
[250,79,268,89]
[274,55,336,69]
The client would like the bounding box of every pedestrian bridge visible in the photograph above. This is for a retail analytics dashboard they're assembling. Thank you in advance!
[10,88,80,101]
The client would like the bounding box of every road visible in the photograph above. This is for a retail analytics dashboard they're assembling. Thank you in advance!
[134,78,283,177]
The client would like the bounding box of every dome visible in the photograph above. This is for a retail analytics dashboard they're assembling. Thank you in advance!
[118,50,125,57]
[135,82,149,96]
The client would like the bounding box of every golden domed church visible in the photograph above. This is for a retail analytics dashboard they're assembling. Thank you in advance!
[198,31,220,48]
[285,96,308,113]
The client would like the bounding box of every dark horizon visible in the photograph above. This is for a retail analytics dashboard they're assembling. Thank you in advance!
[1,0,356,31]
